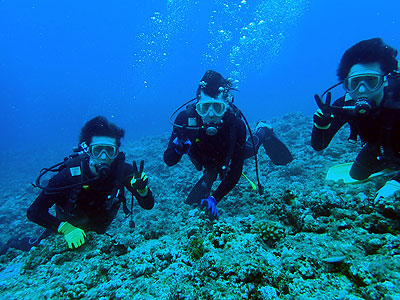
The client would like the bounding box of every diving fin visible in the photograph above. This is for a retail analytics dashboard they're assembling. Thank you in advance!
[241,173,257,191]
[263,133,293,165]
[326,162,396,184]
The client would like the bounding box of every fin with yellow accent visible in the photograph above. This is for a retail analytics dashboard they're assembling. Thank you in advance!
[326,162,396,184]
[242,173,257,191]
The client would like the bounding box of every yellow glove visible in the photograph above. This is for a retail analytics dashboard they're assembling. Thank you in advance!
[374,180,400,205]
[58,222,87,249]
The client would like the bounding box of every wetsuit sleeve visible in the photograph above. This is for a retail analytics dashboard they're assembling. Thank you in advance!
[125,182,155,210]
[123,165,155,210]
[27,171,70,232]
[164,111,189,166]
[311,97,347,151]
[212,118,246,202]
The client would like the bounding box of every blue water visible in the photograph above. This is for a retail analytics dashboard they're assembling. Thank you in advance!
[1,0,399,152]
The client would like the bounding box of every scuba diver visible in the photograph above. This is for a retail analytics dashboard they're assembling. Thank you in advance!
[24,116,154,250]
[311,38,400,203]
[164,70,292,217]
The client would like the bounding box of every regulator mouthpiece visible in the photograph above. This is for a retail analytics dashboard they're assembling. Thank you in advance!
[206,126,218,136]
[354,98,372,115]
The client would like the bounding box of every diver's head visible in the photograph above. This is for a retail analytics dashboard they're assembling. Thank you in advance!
[87,136,119,177]
[79,116,125,177]
[343,63,387,110]
[195,70,233,135]
[337,38,398,109]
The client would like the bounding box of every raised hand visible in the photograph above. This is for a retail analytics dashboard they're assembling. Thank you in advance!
[130,160,149,194]
[314,92,332,114]
[313,92,333,129]
[173,136,191,155]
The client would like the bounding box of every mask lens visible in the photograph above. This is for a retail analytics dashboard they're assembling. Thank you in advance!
[103,145,117,157]
[90,145,102,157]
[202,103,212,114]
[344,74,383,93]
[196,101,227,117]
[347,77,362,92]
[213,102,226,115]
[89,144,118,159]
[196,102,210,116]
[363,75,381,90]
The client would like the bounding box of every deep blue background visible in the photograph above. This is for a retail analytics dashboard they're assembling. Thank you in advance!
[1,0,399,152]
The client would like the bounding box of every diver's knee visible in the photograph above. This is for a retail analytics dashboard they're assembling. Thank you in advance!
[349,162,371,180]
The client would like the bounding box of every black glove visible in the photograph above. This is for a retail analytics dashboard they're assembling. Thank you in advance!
[173,136,191,154]
[130,160,149,195]
[313,92,333,129]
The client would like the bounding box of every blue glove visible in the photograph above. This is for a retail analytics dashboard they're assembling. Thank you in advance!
[200,196,218,217]
[173,136,191,154]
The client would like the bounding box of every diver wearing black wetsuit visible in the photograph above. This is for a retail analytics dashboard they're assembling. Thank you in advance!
[164,70,292,217]
[311,83,400,180]
[25,116,154,250]
[27,152,154,234]
[311,39,400,182]
[164,104,247,205]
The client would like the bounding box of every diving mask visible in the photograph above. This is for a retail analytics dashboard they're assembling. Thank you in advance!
[88,143,119,159]
[343,73,385,93]
[195,99,227,117]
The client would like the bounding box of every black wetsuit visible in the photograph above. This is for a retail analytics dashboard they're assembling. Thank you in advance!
[311,74,400,180]
[164,104,292,204]
[164,106,246,204]
[27,152,154,234]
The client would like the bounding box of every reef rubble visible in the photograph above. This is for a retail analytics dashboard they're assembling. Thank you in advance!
[0,112,400,299]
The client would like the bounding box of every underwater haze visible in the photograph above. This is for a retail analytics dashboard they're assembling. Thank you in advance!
[1,0,399,152]
[3,1,400,299]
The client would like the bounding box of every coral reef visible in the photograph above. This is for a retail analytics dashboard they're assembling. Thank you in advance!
[0,112,400,299]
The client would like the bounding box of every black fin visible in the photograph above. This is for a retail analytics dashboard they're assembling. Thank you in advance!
[263,133,293,165]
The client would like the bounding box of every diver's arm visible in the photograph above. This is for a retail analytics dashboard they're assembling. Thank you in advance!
[27,168,76,232]
[125,180,155,210]
[311,97,347,151]
[164,132,183,166]
[27,192,63,232]
[311,117,346,151]
[123,163,155,210]
[164,111,189,166]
